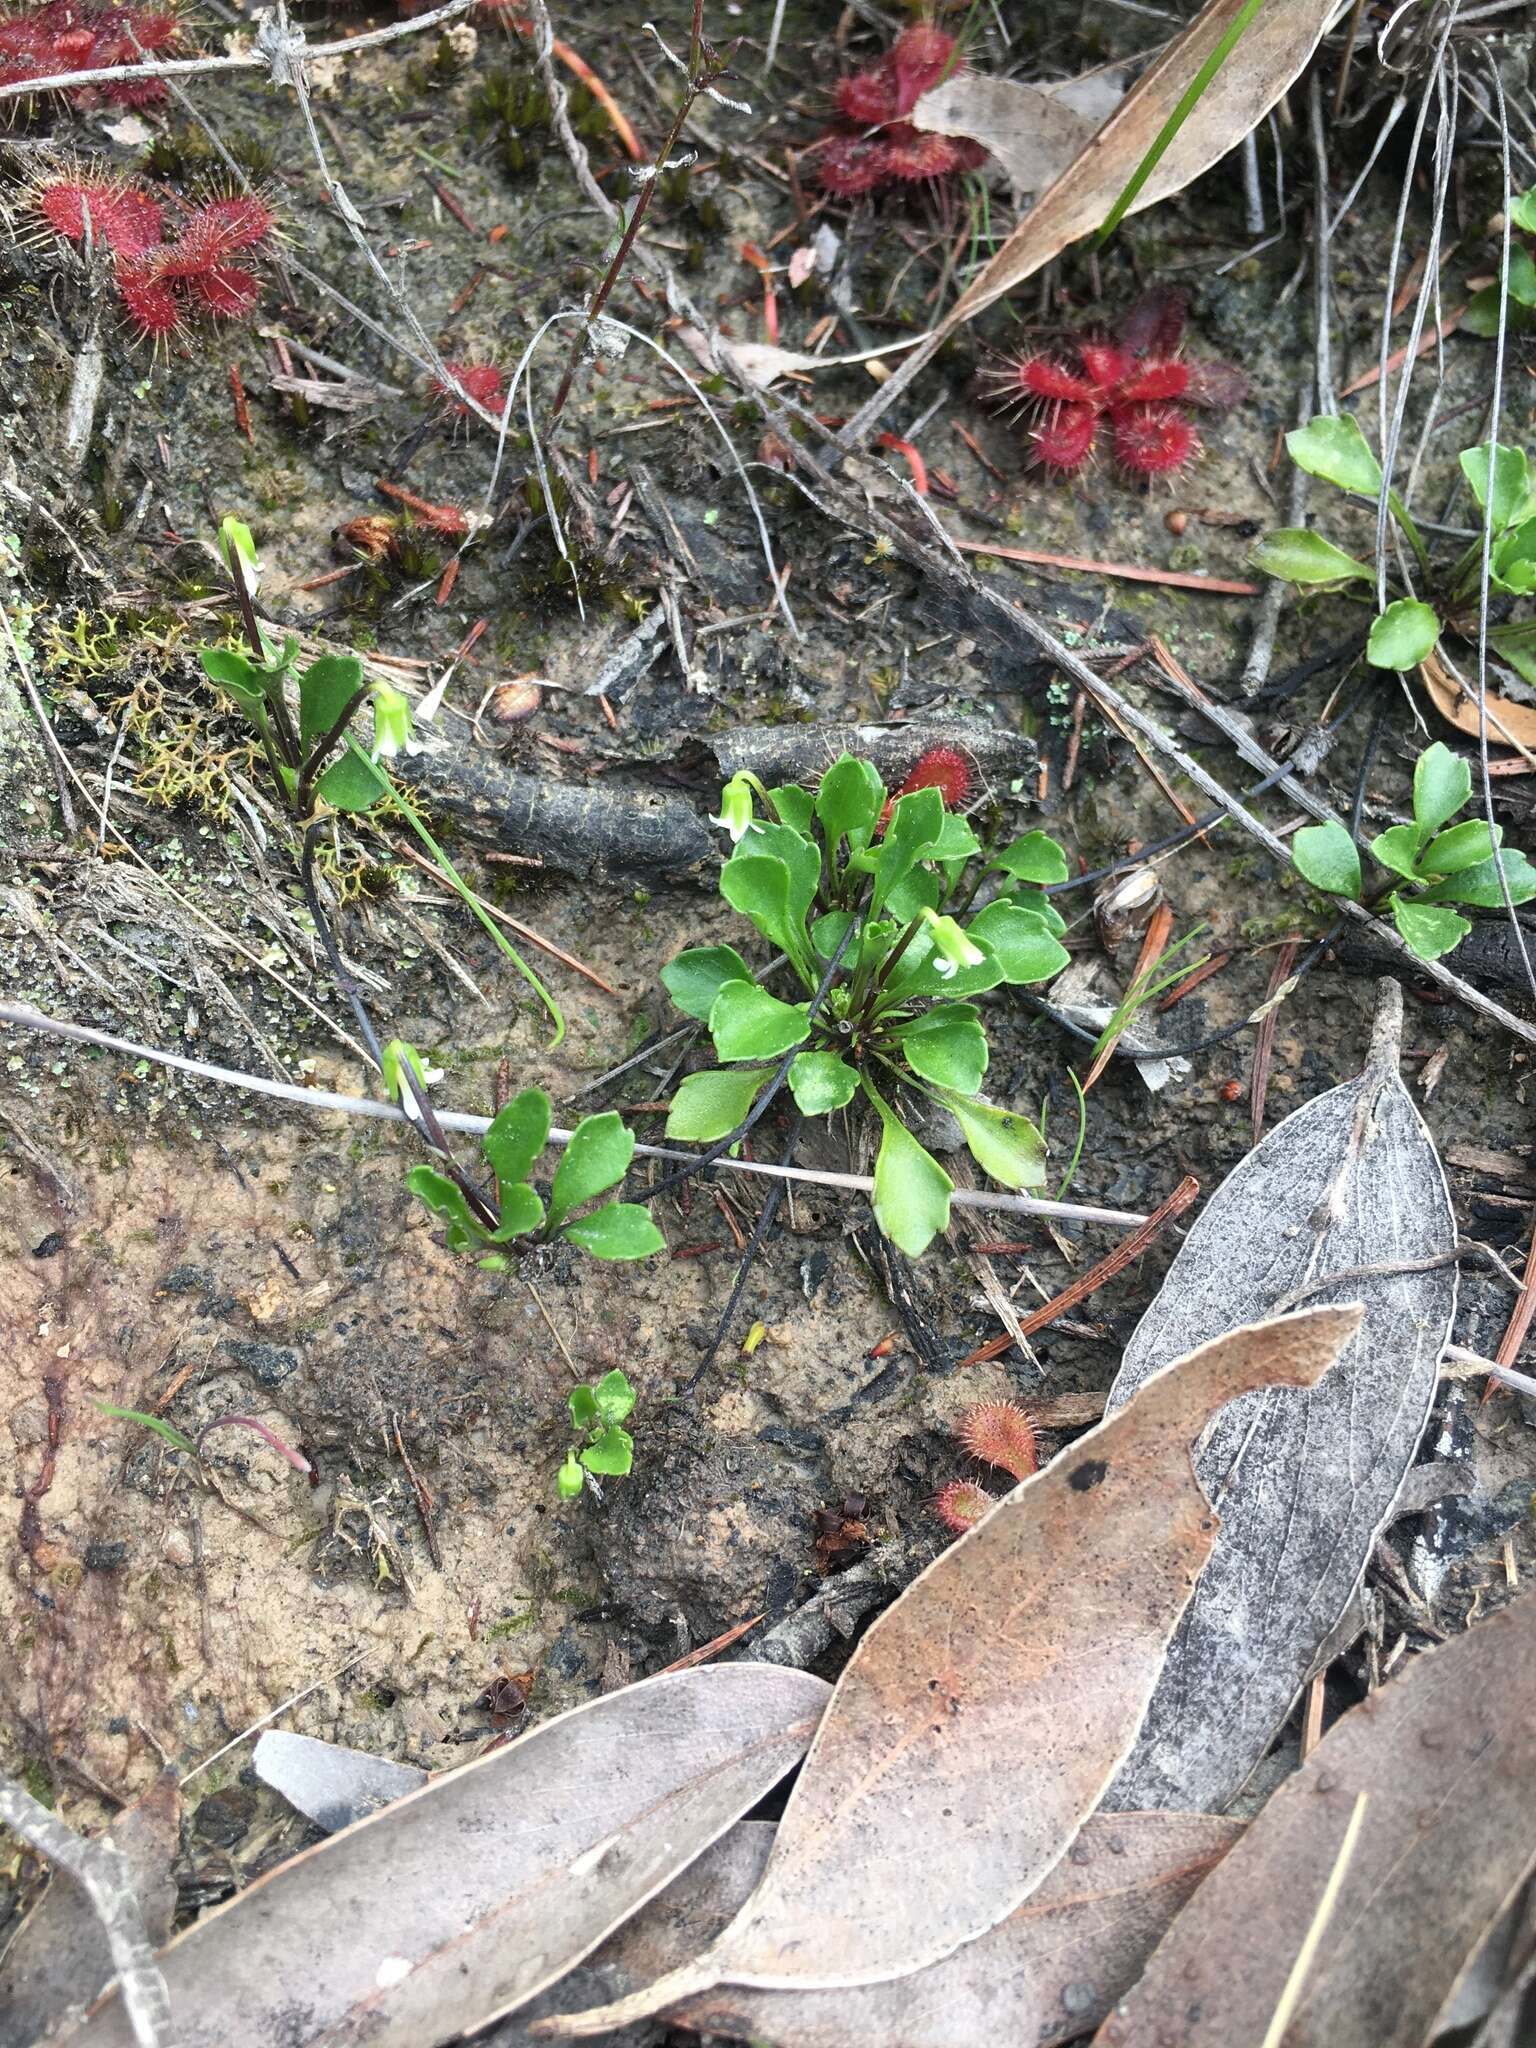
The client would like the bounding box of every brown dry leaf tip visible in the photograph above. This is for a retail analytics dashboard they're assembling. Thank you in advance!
[536,1305,1362,2038]
[957,1401,1037,1481]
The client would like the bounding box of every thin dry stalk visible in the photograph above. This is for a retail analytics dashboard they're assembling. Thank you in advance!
[0,1002,1152,1232]
[957,1175,1201,1366]
[0,1773,170,2048]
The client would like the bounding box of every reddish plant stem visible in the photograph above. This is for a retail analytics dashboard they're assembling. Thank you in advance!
[547,50,715,423]
[957,1175,1200,1367]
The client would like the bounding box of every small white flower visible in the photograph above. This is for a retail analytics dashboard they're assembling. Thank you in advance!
[921,907,985,977]
[711,773,758,843]
[370,683,414,760]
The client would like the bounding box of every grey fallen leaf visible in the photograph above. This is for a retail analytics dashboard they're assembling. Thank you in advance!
[66,1665,829,2048]
[253,1730,426,1832]
[910,70,1127,196]
[1094,1592,1536,2048]
[665,1811,1241,2048]
[674,323,930,391]
[1105,980,1456,1814]
[0,1773,178,2048]
[539,1308,1358,2036]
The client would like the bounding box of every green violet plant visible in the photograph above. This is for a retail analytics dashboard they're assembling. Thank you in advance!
[1463,183,1536,337]
[661,753,1071,1258]
[1252,422,1536,687]
[406,1087,664,1267]
[1291,741,1536,961]
[198,517,566,1040]
[557,1369,636,1500]
[199,517,404,817]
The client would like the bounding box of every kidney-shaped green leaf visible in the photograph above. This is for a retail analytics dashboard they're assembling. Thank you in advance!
[709,982,810,1063]
[1286,413,1382,496]
[1366,599,1440,672]
[662,945,755,1022]
[1291,820,1362,899]
[787,1050,858,1117]
[898,1004,988,1094]
[562,1205,663,1261]
[1460,441,1532,533]
[1413,741,1472,836]
[549,1112,635,1228]
[665,1068,766,1142]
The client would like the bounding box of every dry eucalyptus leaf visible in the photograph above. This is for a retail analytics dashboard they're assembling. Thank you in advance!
[666,1811,1241,2048]
[480,1826,774,2048]
[943,0,1337,329]
[673,324,927,391]
[910,71,1125,197]
[1094,1593,1536,2048]
[1105,980,1457,1815]
[1421,645,1536,755]
[253,1729,427,1832]
[67,1666,830,2048]
[539,1306,1360,2036]
[0,1773,179,2048]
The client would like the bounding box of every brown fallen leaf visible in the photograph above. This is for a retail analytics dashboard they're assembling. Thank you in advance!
[67,1666,830,2048]
[664,1811,1241,2048]
[1421,643,1536,761]
[1094,1591,1536,2048]
[842,0,1336,439]
[908,70,1125,197]
[538,1306,1360,2035]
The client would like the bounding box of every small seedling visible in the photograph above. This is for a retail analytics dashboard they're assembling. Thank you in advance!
[660,751,1071,1257]
[96,1403,312,1474]
[1291,741,1536,961]
[197,516,563,1037]
[557,1369,636,1500]
[406,1088,664,1266]
[1253,424,1536,688]
[196,516,405,816]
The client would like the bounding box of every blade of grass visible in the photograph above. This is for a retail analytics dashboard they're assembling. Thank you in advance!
[95,1403,199,1457]
[380,759,565,1046]
[1096,0,1267,245]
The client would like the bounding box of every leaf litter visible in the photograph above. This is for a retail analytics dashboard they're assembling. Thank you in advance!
[1094,1590,1536,2048]
[1105,980,1457,1814]
[538,1305,1361,2035]
[67,1666,829,2048]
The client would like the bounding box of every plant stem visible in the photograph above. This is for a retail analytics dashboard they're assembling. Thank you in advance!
[547,66,705,422]
[861,912,925,1014]
[1387,486,1433,585]
[384,766,566,1044]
